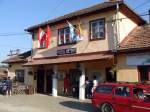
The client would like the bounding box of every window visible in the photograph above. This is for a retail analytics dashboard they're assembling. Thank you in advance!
[90,18,105,40]
[15,70,24,83]
[95,86,113,93]
[133,87,150,101]
[138,66,149,82]
[40,40,46,48]
[58,27,76,46]
[115,86,130,97]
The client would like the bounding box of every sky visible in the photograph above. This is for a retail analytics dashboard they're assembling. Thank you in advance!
[0,0,150,62]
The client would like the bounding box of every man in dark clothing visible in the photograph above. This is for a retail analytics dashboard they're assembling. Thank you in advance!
[6,77,12,96]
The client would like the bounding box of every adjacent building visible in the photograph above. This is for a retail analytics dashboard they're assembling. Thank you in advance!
[2,51,33,85]
[117,24,150,82]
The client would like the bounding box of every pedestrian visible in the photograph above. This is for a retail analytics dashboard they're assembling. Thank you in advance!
[85,77,93,99]
[85,77,90,98]
[64,74,70,96]
[92,75,98,93]
[6,77,13,96]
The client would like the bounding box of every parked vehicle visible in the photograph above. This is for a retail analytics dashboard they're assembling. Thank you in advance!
[91,83,150,112]
[0,79,7,95]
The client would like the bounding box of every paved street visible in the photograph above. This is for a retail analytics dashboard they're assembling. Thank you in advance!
[0,94,95,112]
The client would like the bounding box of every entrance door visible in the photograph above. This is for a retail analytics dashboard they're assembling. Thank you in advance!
[37,70,45,93]
[46,70,53,94]
[138,66,149,82]
[106,68,116,82]
[69,69,81,98]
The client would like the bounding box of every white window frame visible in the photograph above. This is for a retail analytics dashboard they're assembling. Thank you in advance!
[90,18,105,40]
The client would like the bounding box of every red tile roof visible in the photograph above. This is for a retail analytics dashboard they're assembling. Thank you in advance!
[119,24,150,51]
[2,51,31,64]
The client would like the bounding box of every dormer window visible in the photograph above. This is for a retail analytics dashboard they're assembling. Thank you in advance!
[90,18,105,40]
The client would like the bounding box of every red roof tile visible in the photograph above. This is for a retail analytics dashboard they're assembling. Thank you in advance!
[119,24,150,50]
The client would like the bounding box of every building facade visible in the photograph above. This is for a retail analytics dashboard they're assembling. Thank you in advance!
[117,25,150,83]
[24,1,145,100]
[2,51,33,86]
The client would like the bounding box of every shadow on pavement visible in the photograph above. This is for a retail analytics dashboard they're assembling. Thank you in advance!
[60,101,99,112]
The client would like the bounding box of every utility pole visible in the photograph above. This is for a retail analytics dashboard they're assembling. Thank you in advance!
[149,10,150,23]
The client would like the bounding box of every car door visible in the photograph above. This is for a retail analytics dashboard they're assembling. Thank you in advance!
[131,87,150,112]
[112,86,132,112]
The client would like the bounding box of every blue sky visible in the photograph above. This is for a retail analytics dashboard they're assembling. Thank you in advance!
[0,0,150,62]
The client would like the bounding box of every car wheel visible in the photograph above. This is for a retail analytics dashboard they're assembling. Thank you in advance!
[100,103,115,112]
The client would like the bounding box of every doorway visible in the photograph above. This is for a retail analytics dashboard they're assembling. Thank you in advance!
[46,70,53,94]
[69,69,81,98]
[106,67,116,82]
[37,70,45,93]
[138,66,150,82]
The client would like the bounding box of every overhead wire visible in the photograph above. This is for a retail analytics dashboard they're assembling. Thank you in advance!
[0,13,149,36]
[44,0,65,21]
[133,0,150,10]
[0,32,30,36]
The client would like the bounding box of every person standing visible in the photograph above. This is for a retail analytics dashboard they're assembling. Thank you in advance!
[64,74,70,96]
[85,77,93,99]
[6,77,13,96]
[92,75,98,93]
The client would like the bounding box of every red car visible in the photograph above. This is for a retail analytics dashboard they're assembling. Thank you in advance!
[91,83,150,112]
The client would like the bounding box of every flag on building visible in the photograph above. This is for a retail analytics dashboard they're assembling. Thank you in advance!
[45,25,51,48]
[38,26,51,48]
[67,21,83,42]
[67,21,77,42]
[38,27,46,47]
[76,23,83,41]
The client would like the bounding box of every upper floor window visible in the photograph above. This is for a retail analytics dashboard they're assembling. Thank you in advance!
[90,18,105,40]
[58,27,77,46]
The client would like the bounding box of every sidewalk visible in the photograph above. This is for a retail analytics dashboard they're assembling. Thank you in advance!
[0,94,96,112]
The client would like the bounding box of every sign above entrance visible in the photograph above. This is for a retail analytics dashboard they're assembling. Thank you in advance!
[57,48,76,56]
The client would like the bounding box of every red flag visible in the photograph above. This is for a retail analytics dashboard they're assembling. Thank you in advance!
[46,25,51,48]
[38,27,46,47]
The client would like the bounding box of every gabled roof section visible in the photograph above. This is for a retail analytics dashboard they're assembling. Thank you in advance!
[26,1,146,32]
[2,50,31,64]
[119,24,150,51]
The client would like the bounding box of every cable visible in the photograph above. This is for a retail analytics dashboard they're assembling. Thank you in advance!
[0,13,149,37]
[133,0,150,10]
[44,0,65,21]
[0,32,30,36]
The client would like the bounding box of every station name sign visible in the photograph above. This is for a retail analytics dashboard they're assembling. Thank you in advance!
[57,48,76,56]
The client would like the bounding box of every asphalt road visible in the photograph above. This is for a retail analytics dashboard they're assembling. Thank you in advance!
[0,94,96,112]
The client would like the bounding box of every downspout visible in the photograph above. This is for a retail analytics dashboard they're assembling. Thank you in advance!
[115,1,120,51]
[113,1,120,82]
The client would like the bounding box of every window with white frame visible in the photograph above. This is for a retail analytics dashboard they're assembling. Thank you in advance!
[58,27,76,45]
[90,18,105,40]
